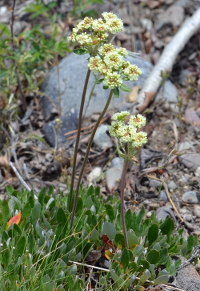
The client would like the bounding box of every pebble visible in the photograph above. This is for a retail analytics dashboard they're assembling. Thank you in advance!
[87,167,102,186]
[105,157,124,192]
[168,180,178,190]
[182,191,199,204]
[149,179,162,188]
[194,205,200,218]
[156,205,177,223]
[179,153,200,170]
[195,167,200,177]
[93,124,113,150]
[159,190,168,202]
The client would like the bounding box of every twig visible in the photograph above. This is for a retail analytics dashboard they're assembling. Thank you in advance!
[132,8,200,113]
[68,260,110,272]
[9,161,37,199]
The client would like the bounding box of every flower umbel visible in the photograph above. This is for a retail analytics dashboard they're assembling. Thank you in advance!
[109,111,147,160]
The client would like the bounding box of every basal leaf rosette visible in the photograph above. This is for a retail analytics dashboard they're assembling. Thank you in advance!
[109,111,147,160]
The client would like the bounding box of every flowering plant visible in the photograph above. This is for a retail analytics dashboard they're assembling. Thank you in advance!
[68,12,142,96]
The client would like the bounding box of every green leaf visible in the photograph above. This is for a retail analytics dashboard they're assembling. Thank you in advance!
[140,269,151,284]
[154,274,169,285]
[76,197,83,214]
[187,234,198,252]
[28,233,35,253]
[121,248,130,270]
[120,84,131,92]
[94,78,104,84]
[31,201,41,220]
[23,202,32,218]
[113,87,119,98]
[73,48,88,55]
[160,217,174,236]
[115,233,125,248]
[133,244,144,256]
[105,204,115,221]
[146,249,160,264]
[15,236,26,257]
[127,231,139,248]
[57,208,67,225]
[90,228,99,242]
[148,224,159,246]
[38,188,46,205]
[102,222,116,240]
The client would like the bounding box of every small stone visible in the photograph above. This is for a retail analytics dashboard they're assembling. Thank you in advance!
[159,190,168,202]
[87,167,102,185]
[143,199,151,206]
[195,167,200,177]
[179,153,200,170]
[93,124,113,150]
[110,157,124,169]
[157,206,177,222]
[149,179,162,188]
[168,180,178,190]
[182,191,198,204]
[106,167,123,192]
[194,205,200,218]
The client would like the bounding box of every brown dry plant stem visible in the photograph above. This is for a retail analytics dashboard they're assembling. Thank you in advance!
[68,69,91,212]
[10,0,27,112]
[120,159,129,249]
[70,90,114,229]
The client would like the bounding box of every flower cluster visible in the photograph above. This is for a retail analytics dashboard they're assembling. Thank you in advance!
[68,12,123,47]
[109,111,147,159]
[69,13,142,89]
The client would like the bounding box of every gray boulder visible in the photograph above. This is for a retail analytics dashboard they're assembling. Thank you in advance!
[40,52,153,118]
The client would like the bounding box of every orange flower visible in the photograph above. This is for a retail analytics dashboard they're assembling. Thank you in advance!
[7,212,22,228]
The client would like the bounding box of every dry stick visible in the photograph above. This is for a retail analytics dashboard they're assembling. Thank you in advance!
[10,0,27,111]
[120,160,129,249]
[131,8,200,113]
[70,90,114,229]
[68,69,91,212]
[9,161,37,199]
[147,174,184,223]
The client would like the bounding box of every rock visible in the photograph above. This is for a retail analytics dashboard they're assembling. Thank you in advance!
[87,167,102,186]
[179,69,191,86]
[93,124,113,150]
[195,167,200,177]
[159,190,168,202]
[155,80,178,103]
[106,157,124,192]
[168,180,178,190]
[43,109,78,147]
[178,141,196,152]
[110,157,124,169]
[182,191,199,204]
[194,205,200,218]
[156,205,177,222]
[149,179,162,188]
[179,153,200,170]
[40,52,153,118]
[185,108,200,125]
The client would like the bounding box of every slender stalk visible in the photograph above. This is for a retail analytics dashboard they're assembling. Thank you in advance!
[120,159,129,249]
[68,69,91,212]
[70,90,114,228]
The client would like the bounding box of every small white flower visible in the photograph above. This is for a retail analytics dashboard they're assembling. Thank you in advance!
[104,72,123,88]
[104,51,123,69]
[129,114,146,128]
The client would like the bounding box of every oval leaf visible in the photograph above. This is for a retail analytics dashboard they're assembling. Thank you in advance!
[102,222,116,240]
[146,249,160,264]
[148,224,159,246]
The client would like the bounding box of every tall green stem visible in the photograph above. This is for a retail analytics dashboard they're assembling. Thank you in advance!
[120,159,129,249]
[68,69,91,212]
[70,89,114,228]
